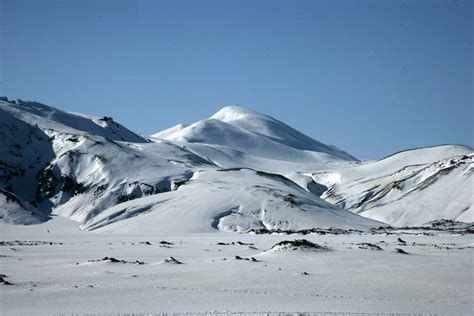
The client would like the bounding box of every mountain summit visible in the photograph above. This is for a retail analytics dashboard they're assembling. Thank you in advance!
[152,106,357,164]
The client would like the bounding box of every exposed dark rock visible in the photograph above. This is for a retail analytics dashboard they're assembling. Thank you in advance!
[271,239,328,251]
[237,241,254,245]
[397,237,407,244]
[357,243,383,251]
[0,275,13,285]
[0,240,62,246]
[235,255,258,262]
[36,164,87,202]
[117,182,161,203]
[249,227,364,235]
[36,164,61,201]
[88,257,145,264]
[163,257,182,264]
[62,176,87,196]
[217,242,236,246]
[171,180,188,190]
[159,241,174,245]
[395,248,409,254]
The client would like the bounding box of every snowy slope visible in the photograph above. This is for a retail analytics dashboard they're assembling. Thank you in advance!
[83,168,381,233]
[210,106,354,158]
[318,145,473,226]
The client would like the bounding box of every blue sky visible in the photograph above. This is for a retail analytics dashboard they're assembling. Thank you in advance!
[1,0,472,159]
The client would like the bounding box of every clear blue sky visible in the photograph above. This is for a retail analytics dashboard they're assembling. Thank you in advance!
[1,0,472,159]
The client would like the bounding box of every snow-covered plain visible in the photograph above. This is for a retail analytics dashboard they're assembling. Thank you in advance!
[1,98,473,314]
[1,217,473,314]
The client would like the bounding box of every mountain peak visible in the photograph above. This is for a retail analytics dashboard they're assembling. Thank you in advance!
[152,105,357,163]
[210,106,263,122]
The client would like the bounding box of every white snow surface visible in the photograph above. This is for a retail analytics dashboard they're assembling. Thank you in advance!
[0,217,472,314]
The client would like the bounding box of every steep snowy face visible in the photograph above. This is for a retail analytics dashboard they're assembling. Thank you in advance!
[319,145,474,226]
[152,106,357,164]
[0,108,55,203]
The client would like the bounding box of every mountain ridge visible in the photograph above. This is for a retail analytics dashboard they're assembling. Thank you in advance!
[0,98,472,230]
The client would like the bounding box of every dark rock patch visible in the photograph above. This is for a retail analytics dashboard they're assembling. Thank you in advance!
[270,239,328,252]
[235,256,259,262]
[357,243,383,251]
[237,241,254,245]
[0,275,13,285]
[397,237,407,244]
[88,257,145,265]
[159,241,174,245]
[395,248,409,255]
[249,227,364,235]
[163,256,182,264]
[0,240,62,246]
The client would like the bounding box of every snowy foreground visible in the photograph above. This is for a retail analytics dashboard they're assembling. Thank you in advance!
[1,217,472,315]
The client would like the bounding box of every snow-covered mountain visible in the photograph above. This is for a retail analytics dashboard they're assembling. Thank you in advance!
[0,98,472,230]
